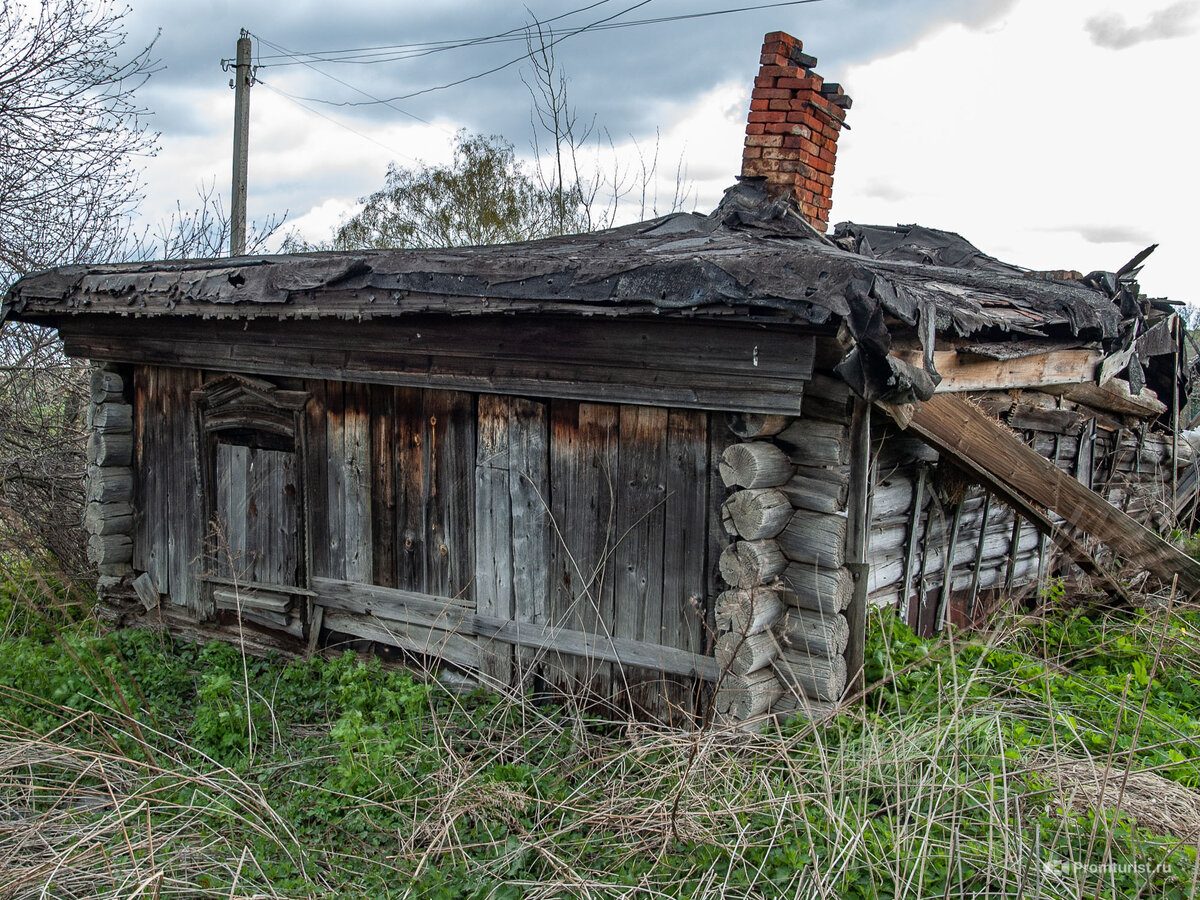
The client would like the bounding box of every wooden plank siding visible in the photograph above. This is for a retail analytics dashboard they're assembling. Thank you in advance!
[60,315,816,415]
[129,365,730,718]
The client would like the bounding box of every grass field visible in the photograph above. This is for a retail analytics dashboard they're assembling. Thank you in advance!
[3,562,1200,899]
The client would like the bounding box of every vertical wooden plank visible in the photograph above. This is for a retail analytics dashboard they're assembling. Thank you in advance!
[613,404,669,716]
[214,443,232,580]
[342,381,373,583]
[325,381,347,580]
[133,367,169,594]
[660,409,709,718]
[165,368,204,616]
[475,394,515,686]
[371,385,397,588]
[427,390,475,602]
[226,443,250,582]
[549,400,620,698]
[305,380,330,579]
[394,386,425,591]
[280,450,299,586]
[508,397,551,688]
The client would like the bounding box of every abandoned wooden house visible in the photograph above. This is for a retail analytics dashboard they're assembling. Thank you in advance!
[5,32,1200,725]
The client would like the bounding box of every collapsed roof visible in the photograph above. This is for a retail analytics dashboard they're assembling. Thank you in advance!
[2,181,1168,407]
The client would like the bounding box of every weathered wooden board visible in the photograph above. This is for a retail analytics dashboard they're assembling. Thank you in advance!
[474,393,516,686]
[62,315,816,415]
[548,401,621,696]
[613,404,669,714]
[907,393,1200,596]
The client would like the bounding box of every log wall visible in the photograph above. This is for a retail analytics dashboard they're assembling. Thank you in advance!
[868,388,1185,633]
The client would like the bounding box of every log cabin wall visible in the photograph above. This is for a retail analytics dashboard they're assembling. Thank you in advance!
[125,365,733,722]
[866,388,1187,634]
[712,372,857,724]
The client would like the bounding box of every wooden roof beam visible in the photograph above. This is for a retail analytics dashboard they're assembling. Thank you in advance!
[897,393,1200,598]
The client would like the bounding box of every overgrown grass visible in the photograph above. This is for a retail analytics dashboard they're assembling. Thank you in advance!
[3,565,1200,898]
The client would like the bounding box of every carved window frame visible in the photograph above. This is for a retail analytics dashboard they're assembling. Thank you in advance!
[192,373,311,591]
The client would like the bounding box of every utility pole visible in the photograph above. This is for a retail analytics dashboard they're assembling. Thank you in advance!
[230,29,252,257]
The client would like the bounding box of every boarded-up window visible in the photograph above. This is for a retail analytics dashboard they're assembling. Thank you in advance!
[212,441,300,587]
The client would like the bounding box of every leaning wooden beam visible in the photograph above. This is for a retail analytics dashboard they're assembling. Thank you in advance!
[1045,379,1168,418]
[905,393,1200,597]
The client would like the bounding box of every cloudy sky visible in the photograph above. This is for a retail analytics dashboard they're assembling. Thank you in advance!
[119,0,1198,302]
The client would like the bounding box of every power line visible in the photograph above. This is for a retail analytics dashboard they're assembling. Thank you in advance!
[249,0,621,67]
[250,0,825,109]
[273,0,656,107]
[255,77,421,164]
[251,33,452,135]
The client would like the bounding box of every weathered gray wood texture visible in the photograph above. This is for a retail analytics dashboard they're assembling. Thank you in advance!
[132,366,204,614]
[57,315,815,415]
[133,368,719,720]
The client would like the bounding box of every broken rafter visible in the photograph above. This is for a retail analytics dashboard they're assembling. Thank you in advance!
[900,394,1200,598]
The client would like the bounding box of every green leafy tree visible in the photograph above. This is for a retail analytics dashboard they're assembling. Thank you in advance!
[326,131,585,251]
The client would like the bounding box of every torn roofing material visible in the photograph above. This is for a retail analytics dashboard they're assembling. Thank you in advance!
[3,181,1145,404]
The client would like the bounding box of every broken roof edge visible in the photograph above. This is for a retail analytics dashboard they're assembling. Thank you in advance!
[4,180,1172,410]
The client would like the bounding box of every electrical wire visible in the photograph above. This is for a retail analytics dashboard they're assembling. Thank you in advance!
[248,0,622,66]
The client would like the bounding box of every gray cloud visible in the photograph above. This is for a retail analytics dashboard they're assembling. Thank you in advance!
[1050,224,1155,245]
[1085,1,1198,50]
[861,180,908,202]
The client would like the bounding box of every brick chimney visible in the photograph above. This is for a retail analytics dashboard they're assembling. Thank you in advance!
[741,32,851,232]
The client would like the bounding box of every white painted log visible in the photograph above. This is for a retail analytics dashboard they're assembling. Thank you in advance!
[87,432,132,467]
[725,412,793,439]
[714,669,784,719]
[89,370,124,404]
[721,488,792,540]
[775,609,849,658]
[779,563,854,614]
[87,532,132,566]
[715,629,780,676]
[716,588,784,636]
[774,649,847,702]
[719,441,793,489]
[719,539,786,588]
[84,501,133,536]
[780,509,847,568]
[92,403,132,434]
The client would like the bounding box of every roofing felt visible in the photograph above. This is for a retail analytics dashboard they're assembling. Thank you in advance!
[4,181,1125,347]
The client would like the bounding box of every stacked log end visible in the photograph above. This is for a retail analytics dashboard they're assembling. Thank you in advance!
[714,382,853,727]
[84,366,138,590]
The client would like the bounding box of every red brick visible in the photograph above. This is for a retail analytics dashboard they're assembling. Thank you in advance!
[778,76,824,91]
[748,158,782,173]
[807,153,834,175]
[767,99,793,111]
[754,75,777,88]
[752,87,791,100]
[745,122,765,135]
[748,110,786,124]
[764,31,800,46]
[782,130,813,147]
[744,133,783,147]
[758,65,801,79]
[765,122,815,136]
[818,144,836,164]
[807,93,846,122]
[750,99,770,112]
[806,168,833,189]
[742,146,762,159]
[760,52,796,68]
